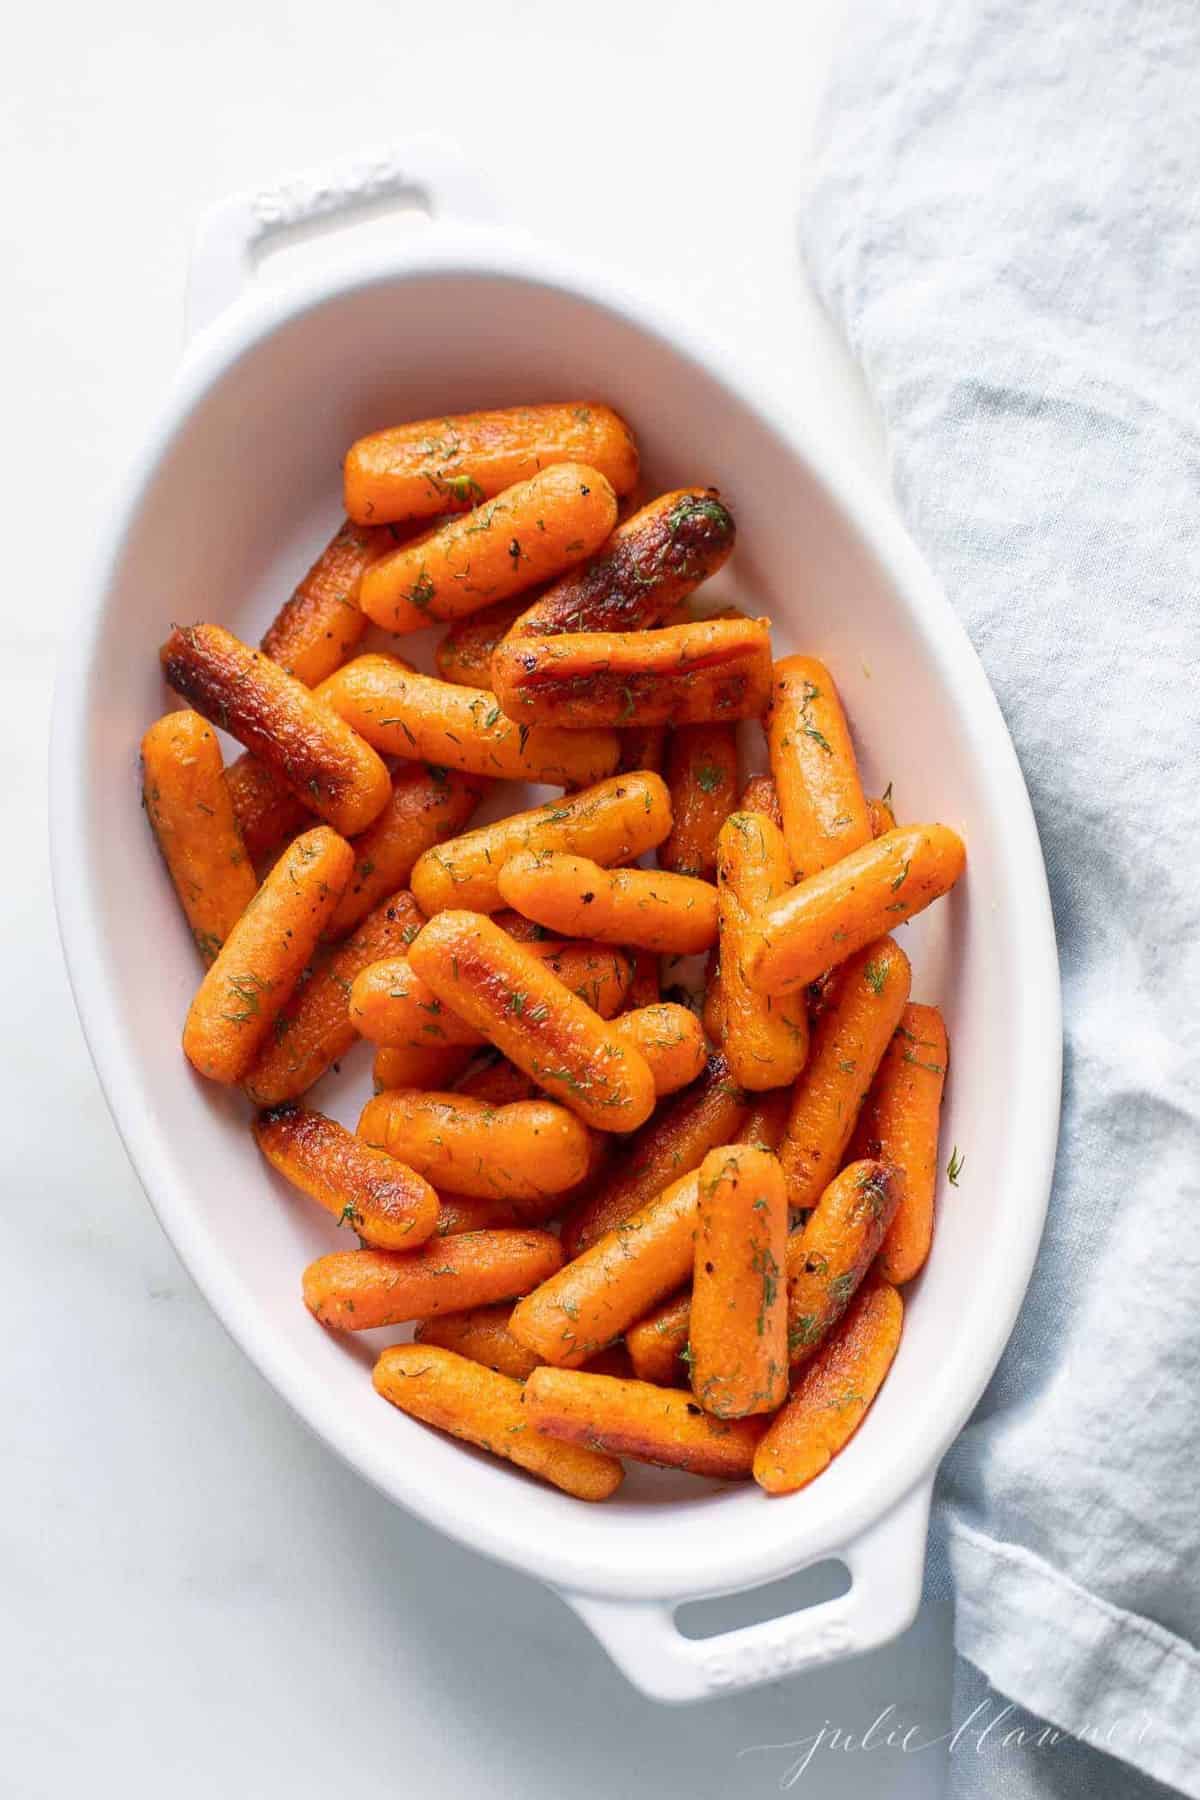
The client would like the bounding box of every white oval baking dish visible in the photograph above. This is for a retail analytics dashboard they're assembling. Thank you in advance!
[50,140,1061,1704]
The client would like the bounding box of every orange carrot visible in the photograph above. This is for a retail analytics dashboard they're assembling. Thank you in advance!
[766,655,872,878]
[357,1089,592,1200]
[715,810,809,1091]
[507,489,735,638]
[406,910,656,1132]
[738,1087,793,1153]
[625,949,662,1010]
[510,1170,700,1367]
[141,710,256,964]
[498,851,718,954]
[491,616,773,729]
[223,752,307,866]
[626,1291,692,1387]
[260,518,394,685]
[360,464,618,631]
[868,788,897,837]
[434,598,528,688]
[160,624,390,837]
[747,825,967,994]
[777,937,911,1211]
[523,1367,762,1479]
[612,1004,707,1096]
[410,771,671,916]
[373,1043,473,1091]
[344,403,638,525]
[414,1304,543,1380]
[453,1051,537,1105]
[738,772,782,826]
[785,1160,897,1365]
[617,725,668,775]
[320,656,619,788]
[324,766,485,940]
[243,889,425,1106]
[848,1003,948,1284]
[253,1103,439,1250]
[374,1345,623,1501]
[433,1193,563,1235]
[690,1146,789,1417]
[182,826,352,1083]
[660,724,739,878]
[303,1232,563,1330]
[754,1279,903,1494]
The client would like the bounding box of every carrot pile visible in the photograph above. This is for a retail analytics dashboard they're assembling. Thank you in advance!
[143,399,965,1501]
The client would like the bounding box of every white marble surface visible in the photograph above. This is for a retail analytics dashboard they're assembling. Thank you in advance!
[3,2,955,1792]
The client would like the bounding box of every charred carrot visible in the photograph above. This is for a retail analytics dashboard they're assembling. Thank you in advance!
[357,1089,591,1199]
[242,889,424,1105]
[738,772,782,826]
[497,851,718,954]
[747,825,966,994]
[507,489,735,638]
[559,1053,748,1258]
[224,752,308,865]
[523,1367,761,1479]
[324,765,485,940]
[405,911,655,1130]
[766,656,872,878]
[848,1003,948,1284]
[612,1003,707,1096]
[373,1043,473,1091]
[375,1345,623,1500]
[510,1170,701,1367]
[785,1160,898,1365]
[491,616,773,729]
[182,826,352,1083]
[260,518,395,685]
[360,464,618,631]
[304,1232,563,1330]
[344,403,639,526]
[411,771,671,915]
[434,598,529,688]
[253,1103,439,1250]
[414,1304,542,1380]
[777,937,911,1212]
[626,1291,692,1387]
[715,810,809,1092]
[754,1280,903,1494]
[660,724,739,878]
[141,710,256,964]
[160,624,390,837]
[321,656,619,788]
[690,1145,789,1417]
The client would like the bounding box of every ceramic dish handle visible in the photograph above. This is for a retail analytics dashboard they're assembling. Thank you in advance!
[185,138,497,340]
[561,1480,931,1704]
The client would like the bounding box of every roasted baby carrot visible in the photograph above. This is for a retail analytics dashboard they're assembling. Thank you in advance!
[738,1087,793,1153]
[506,489,736,638]
[410,771,671,915]
[242,889,425,1106]
[160,624,390,837]
[375,1345,623,1501]
[141,710,256,964]
[373,1043,473,1091]
[357,1090,591,1199]
[625,949,661,1010]
[182,826,353,1083]
[715,810,810,1092]
[523,1367,761,1479]
[626,1291,692,1387]
[344,403,639,526]
[497,851,718,954]
[433,1192,562,1235]
[660,724,739,878]
[617,724,668,776]
[777,937,911,1212]
[260,518,395,685]
[738,772,782,826]
[748,825,966,996]
[510,1170,702,1367]
[360,464,618,631]
[754,1279,903,1494]
[785,1160,898,1365]
[847,1003,948,1284]
[320,657,619,788]
[224,751,308,865]
[303,1232,563,1329]
[324,765,485,940]
[434,598,529,688]
[766,655,872,879]
[253,1103,439,1250]
[490,616,773,729]
[868,788,897,837]
[453,1050,537,1105]
[690,1145,789,1417]
[350,936,631,1051]
[613,1003,707,1096]
[559,1052,748,1257]
[415,1304,543,1379]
